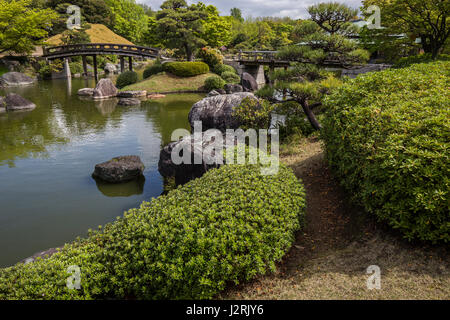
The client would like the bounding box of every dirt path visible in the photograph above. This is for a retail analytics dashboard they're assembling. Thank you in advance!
[220,136,449,299]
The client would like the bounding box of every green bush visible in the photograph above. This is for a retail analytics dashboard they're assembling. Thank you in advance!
[233,97,275,130]
[214,64,236,75]
[198,47,223,68]
[322,61,450,242]
[163,61,209,77]
[204,75,226,91]
[116,71,138,89]
[221,71,241,84]
[394,53,450,69]
[0,163,306,299]
[69,62,83,74]
[143,63,163,79]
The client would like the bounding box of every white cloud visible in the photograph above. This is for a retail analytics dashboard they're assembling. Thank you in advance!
[137,0,363,19]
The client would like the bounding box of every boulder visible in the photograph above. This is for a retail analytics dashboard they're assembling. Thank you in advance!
[188,92,258,132]
[0,96,5,112]
[117,90,147,98]
[4,93,36,111]
[104,63,117,74]
[148,93,166,99]
[118,98,141,106]
[225,83,243,94]
[241,72,258,92]
[21,247,62,265]
[92,78,118,100]
[158,133,237,185]
[92,155,145,183]
[0,72,36,87]
[207,90,220,97]
[77,88,95,96]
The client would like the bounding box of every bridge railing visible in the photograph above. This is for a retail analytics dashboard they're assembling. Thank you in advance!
[43,43,159,58]
[238,50,279,62]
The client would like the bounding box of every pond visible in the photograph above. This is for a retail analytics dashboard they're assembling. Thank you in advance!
[0,78,203,267]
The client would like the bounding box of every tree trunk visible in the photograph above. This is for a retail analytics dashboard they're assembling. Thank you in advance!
[300,99,322,131]
[185,44,194,61]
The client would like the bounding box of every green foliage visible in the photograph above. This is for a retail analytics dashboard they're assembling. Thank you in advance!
[308,2,358,34]
[0,0,59,54]
[198,47,224,68]
[105,0,149,43]
[163,61,209,77]
[194,3,232,48]
[233,97,276,130]
[143,63,163,79]
[221,71,240,84]
[60,24,91,45]
[321,61,450,242]
[394,53,450,69]
[204,75,225,91]
[116,70,138,88]
[213,64,236,75]
[0,163,306,299]
[68,62,83,74]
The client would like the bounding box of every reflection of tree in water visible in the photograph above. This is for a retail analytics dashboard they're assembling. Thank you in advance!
[143,94,204,146]
[0,79,125,167]
[94,176,145,197]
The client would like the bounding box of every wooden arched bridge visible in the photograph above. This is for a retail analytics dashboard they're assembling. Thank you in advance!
[42,43,160,81]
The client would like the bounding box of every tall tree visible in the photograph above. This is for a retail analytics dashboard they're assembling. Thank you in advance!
[308,2,358,34]
[155,0,208,61]
[230,7,244,22]
[362,0,449,59]
[0,0,59,54]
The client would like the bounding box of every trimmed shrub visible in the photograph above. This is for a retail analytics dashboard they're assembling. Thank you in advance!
[221,71,241,84]
[0,163,306,299]
[163,61,209,77]
[394,53,450,69]
[233,97,275,130]
[204,75,226,91]
[322,61,450,242]
[116,71,138,89]
[214,63,236,75]
[143,63,163,79]
[198,47,223,68]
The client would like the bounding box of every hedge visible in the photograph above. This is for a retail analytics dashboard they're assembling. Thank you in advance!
[322,61,450,242]
[143,63,163,79]
[163,61,209,77]
[204,75,226,91]
[221,71,241,84]
[393,53,450,69]
[0,163,306,299]
[214,64,236,75]
[116,71,138,89]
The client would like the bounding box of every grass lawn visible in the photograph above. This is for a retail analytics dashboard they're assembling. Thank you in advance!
[220,135,450,300]
[122,72,213,93]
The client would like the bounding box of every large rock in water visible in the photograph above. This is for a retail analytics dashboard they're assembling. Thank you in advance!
[92,78,118,99]
[92,155,145,183]
[241,72,258,92]
[188,92,258,132]
[104,63,117,74]
[4,93,36,111]
[77,88,94,96]
[158,133,237,185]
[0,72,36,87]
[117,90,147,98]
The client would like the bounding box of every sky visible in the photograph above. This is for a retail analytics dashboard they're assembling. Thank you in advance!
[136,0,364,19]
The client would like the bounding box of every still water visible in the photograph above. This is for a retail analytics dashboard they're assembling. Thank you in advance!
[0,77,203,267]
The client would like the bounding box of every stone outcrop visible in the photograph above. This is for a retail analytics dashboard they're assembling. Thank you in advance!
[0,72,36,87]
[77,88,95,96]
[92,78,118,100]
[92,155,145,183]
[188,92,258,132]
[118,98,141,106]
[148,94,166,99]
[117,90,147,98]
[241,72,258,92]
[158,133,237,185]
[4,93,36,111]
[224,83,243,94]
[104,63,117,74]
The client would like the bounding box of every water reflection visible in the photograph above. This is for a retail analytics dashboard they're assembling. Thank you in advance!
[95,176,146,197]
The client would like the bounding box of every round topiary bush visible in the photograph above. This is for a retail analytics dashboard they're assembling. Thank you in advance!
[116,71,138,89]
[214,63,236,75]
[0,163,306,299]
[198,47,224,68]
[204,75,226,91]
[322,61,450,242]
[221,71,241,84]
[143,63,163,79]
[163,61,209,77]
